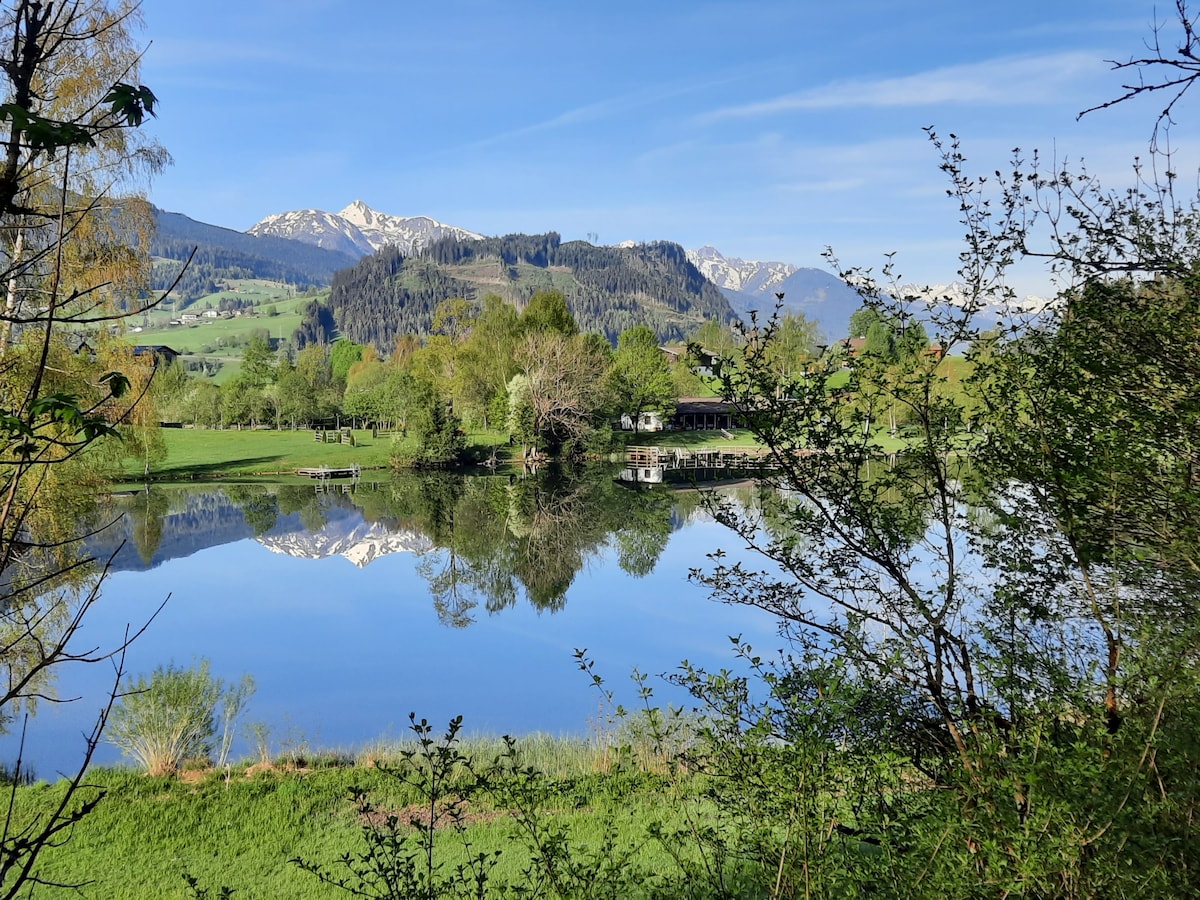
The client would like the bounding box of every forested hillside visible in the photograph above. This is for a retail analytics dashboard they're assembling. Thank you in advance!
[151,207,359,303]
[322,232,737,348]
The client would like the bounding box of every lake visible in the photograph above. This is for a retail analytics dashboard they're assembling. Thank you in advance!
[5,468,785,777]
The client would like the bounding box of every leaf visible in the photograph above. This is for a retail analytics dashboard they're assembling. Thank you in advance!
[102,83,158,127]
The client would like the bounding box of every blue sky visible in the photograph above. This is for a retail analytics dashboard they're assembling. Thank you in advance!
[137,1,1196,294]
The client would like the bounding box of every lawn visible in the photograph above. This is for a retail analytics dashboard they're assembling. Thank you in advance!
[623,425,908,455]
[125,428,507,481]
[13,741,726,900]
[624,428,763,451]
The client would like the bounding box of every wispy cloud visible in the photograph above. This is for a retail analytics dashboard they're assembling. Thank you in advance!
[457,70,760,153]
[699,52,1099,121]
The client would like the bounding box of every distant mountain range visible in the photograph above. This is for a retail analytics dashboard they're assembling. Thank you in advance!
[157,199,1047,344]
[248,200,483,257]
[245,202,869,339]
[151,206,359,302]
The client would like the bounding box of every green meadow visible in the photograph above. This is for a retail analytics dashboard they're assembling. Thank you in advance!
[13,737,716,900]
[126,427,511,480]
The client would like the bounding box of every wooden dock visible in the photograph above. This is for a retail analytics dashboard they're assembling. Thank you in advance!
[296,464,362,479]
[619,446,773,484]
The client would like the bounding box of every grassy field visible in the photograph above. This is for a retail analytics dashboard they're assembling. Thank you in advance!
[132,313,302,353]
[623,424,907,455]
[13,734,737,899]
[126,280,329,386]
[126,427,508,480]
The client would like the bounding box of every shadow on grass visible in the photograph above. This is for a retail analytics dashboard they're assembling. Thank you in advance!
[139,455,286,480]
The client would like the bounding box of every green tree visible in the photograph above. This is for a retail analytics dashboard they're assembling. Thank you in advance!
[688,318,742,358]
[693,124,1200,894]
[329,338,365,383]
[399,380,464,468]
[0,2,168,892]
[275,367,317,429]
[181,380,222,427]
[607,324,676,429]
[239,333,276,388]
[756,310,821,387]
[454,295,521,429]
[515,331,607,454]
[846,305,883,338]
[520,289,578,336]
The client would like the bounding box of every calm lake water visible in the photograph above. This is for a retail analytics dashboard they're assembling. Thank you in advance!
[7,468,785,776]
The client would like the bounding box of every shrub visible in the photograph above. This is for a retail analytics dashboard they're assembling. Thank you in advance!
[108,661,253,776]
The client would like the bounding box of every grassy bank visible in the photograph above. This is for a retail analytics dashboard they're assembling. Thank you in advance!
[126,428,509,480]
[13,735,724,899]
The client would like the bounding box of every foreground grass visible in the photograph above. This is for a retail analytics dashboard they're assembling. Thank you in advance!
[13,737,723,899]
[126,428,509,480]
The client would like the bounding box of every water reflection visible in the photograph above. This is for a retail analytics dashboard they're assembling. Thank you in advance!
[93,466,691,625]
[0,468,780,776]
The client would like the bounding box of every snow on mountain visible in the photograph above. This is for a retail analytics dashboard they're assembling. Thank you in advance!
[896,282,1052,315]
[685,245,797,294]
[337,200,482,254]
[248,208,376,257]
[247,201,482,258]
[258,517,433,567]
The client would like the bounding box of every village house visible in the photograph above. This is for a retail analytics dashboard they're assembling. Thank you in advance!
[659,344,721,377]
[131,345,181,367]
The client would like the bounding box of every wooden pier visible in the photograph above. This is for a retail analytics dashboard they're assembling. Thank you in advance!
[619,446,773,484]
[296,464,362,479]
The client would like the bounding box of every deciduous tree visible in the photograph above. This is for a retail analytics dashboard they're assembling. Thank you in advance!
[0,1,169,893]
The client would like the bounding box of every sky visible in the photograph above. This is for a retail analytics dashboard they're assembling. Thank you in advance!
[135,1,1200,295]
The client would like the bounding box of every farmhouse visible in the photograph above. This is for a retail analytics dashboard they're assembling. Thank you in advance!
[131,345,181,367]
[659,344,721,377]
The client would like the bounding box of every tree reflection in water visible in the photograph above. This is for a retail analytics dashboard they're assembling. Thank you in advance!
[130,466,684,626]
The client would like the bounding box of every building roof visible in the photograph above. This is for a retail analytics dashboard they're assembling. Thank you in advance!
[674,397,734,415]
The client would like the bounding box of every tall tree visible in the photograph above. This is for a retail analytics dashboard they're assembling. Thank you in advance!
[514,331,607,454]
[0,2,167,893]
[606,324,676,429]
[520,289,578,337]
[694,119,1200,893]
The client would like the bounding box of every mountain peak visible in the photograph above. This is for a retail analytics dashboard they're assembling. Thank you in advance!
[338,200,379,227]
[685,245,797,293]
[249,202,483,258]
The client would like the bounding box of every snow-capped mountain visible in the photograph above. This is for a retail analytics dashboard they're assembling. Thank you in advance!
[258,517,433,568]
[338,200,482,254]
[248,201,482,258]
[896,282,1052,315]
[247,208,376,257]
[685,245,797,294]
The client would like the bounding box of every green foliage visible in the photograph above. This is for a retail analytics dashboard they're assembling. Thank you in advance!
[402,381,466,468]
[0,2,169,891]
[237,333,276,388]
[329,234,738,349]
[294,714,500,900]
[607,325,676,426]
[521,289,579,336]
[331,338,366,383]
[679,125,1200,895]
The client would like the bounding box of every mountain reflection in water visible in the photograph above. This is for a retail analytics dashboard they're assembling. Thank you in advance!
[9,468,780,776]
[94,468,694,620]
